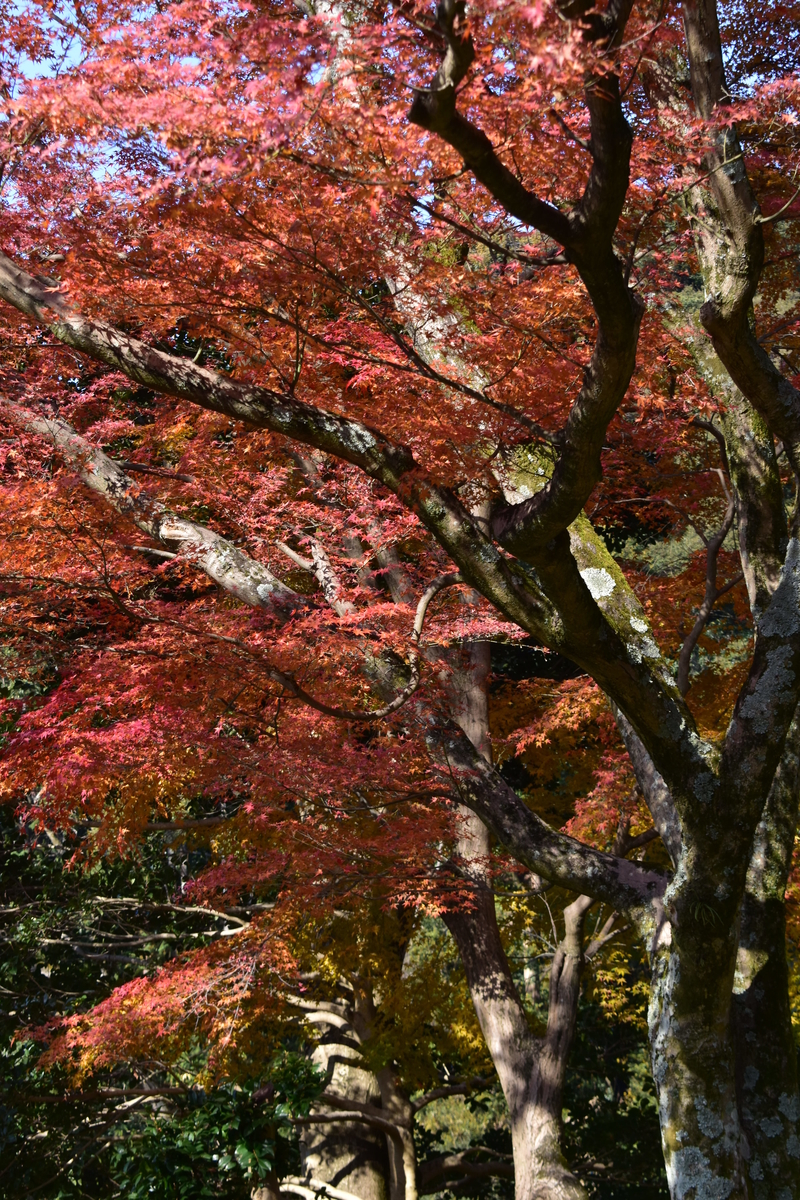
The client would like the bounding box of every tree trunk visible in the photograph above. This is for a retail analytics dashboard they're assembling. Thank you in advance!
[446,885,588,1200]
[647,903,750,1200]
[349,983,418,1200]
[300,1015,389,1200]
[734,896,800,1200]
[251,1177,281,1200]
[444,641,588,1200]
[734,709,800,1199]
[375,1066,417,1200]
[620,684,800,1198]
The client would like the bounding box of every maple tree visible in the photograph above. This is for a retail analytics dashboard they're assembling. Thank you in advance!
[0,808,665,1199]
[0,0,799,1197]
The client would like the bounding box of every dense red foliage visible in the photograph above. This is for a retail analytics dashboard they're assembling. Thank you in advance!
[0,0,798,1082]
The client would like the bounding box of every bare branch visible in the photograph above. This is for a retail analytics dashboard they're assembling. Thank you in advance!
[411,1075,494,1113]
[676,480,738,696]
[118,460,195,483]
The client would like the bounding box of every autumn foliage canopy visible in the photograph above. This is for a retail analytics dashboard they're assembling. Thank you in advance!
[0,0,799,1195]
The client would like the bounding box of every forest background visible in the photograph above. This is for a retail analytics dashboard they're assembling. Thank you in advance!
[0,0,798,1197]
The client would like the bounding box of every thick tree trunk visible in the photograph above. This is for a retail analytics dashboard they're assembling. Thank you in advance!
[734,710,800,1199]
[445,642,588,1200]
[663,8,800,1182]
[630,719,800,1200]
[300,1016,389,1200]
[648,916,750,1200]
[621,673,800,1198]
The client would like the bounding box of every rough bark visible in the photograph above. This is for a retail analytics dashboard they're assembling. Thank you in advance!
[299,1011,389,1200]
[615,627,800,1200]
[734,709,800,1200]
[631,13,800,1190]
[647,898,749,1198]
[709,390,784,621]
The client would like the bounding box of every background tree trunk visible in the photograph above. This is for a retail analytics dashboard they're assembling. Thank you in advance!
[300,1016,389,1200]
[252,1177,282,1200]
[444,641,589,1200]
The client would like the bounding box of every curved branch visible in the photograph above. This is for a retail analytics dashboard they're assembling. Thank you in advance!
[431,715,668,910]
[260,572,465,720]
[676,480,739,696]
[1,399,303,618]
[408,0,571,247]
[408,0,644,559]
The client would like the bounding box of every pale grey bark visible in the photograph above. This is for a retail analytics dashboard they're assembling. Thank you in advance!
[0,399,303,618]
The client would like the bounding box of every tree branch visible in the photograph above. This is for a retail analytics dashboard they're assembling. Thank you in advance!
[408,1,571,247]
[432,715,668,910]
[612,703,682,866]
[676,475,738,696]
[1,398,303,618]
[417,1151,514,1195]
[682,0,800,472]
[0,260,715,881]
[292,1111,405,1145]
[411,1075,494,1113]
[407,0,645,560]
